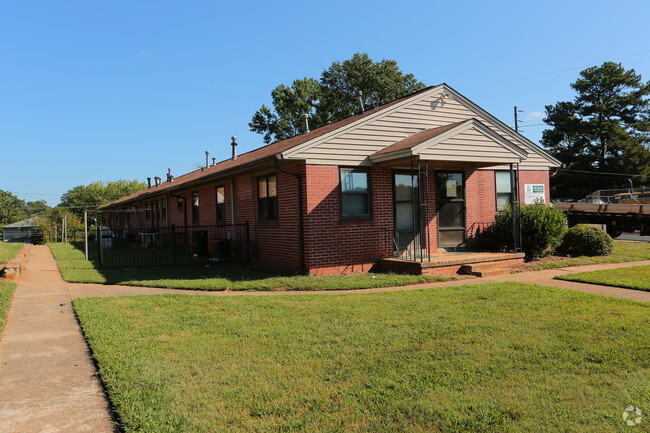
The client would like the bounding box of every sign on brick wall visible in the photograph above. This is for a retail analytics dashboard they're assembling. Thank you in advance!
[524,184,545,204]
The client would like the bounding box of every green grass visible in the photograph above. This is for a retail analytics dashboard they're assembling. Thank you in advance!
[0,281,16,331]
[0,242,23,264]
[557,265,650,291]
[49,243,448,291]
[528,240,650,270]
[0,243,22,332]
[74,282,650,433]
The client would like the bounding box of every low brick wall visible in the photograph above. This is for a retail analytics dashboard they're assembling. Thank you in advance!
[1,244,30,282]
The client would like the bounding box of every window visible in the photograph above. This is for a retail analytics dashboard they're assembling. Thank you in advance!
[258,174,278,221]
[340,167,371,219]
[145,202,151,219]
[216,186,225,224]
[495,171,512,210]
[177,197,185,212]
[192,191,200,225]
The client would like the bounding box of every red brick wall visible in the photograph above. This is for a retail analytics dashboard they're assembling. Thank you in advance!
[242,167,303,271]
[517,170,551,204]
[303,165,394,275]
[103,166,550,275]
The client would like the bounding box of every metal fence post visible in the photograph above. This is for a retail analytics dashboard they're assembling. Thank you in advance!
[96,225,103,268]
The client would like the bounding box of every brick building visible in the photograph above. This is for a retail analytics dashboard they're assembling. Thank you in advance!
[100,84,561,275]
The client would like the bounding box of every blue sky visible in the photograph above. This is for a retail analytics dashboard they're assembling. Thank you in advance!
[2,0,649,206]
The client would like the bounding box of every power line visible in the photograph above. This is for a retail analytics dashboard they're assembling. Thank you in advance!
[557,168,647,178]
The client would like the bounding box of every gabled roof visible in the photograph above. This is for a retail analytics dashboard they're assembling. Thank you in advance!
[370,118,528,165]
[2,217,40,229]
[101,83,560,210]
[100,86,439,209]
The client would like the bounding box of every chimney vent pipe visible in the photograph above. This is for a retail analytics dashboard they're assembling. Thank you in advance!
[231,136,238,160]
[357,90,365,113]
[147,177,151,188]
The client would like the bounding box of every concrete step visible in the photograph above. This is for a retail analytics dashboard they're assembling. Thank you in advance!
[460,262,509,277]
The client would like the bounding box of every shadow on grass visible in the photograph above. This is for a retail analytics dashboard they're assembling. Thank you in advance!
[49,242,448,291]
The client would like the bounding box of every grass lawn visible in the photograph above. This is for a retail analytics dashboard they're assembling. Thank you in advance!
[0,281,16,330]
[557,265,650,291]
[49,243,449,291]
[74,282,650,433]
[527,240,650,270]
[0,242,23,264]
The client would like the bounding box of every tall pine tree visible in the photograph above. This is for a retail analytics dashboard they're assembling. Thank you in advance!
[542,62,650,199]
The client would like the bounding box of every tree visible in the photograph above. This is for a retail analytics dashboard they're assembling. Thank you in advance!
[542,62,650,199]
[59,180,146,223]
[250,53,426,144]
[0,190,26,225]
[24,200,50,217]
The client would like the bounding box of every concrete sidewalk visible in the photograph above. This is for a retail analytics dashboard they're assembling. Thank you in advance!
[0,245,115,433]
[67,259,650,302]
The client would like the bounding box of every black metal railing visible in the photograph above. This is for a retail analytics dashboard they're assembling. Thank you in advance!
[91,223,250,268]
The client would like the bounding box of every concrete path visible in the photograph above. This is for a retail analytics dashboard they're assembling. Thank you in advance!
[67,259,650,303]
[0,245,116,433]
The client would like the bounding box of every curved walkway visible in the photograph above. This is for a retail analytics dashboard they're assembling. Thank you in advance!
[0,245,116,433]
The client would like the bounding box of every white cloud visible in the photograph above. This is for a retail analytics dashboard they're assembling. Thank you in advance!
[526,111,544,120]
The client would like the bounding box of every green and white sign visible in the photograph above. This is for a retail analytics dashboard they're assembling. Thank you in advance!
[524,184,545,204]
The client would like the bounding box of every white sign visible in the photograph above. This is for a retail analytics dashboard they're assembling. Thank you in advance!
[524,184,545,204]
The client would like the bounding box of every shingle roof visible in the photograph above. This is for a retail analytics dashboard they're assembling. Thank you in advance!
[2,217,40,228]
[372,120,469,156]
[100,85,438,209]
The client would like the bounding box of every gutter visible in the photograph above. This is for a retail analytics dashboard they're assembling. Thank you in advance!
[274,156,305,274]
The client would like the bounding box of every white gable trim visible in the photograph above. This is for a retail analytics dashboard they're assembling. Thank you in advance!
[443,84,562,167]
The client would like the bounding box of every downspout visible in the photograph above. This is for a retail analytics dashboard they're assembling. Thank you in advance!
[274,156,305,274]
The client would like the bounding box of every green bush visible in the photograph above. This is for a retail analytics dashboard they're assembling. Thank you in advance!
[494,202,567,260]
[559,224,613,257]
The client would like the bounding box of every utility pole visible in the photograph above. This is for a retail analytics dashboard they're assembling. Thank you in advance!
[84,210,89,260]
[514,106,521,133]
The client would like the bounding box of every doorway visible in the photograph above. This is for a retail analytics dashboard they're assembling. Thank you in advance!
[436,172,465,248]
[393,172,420,256]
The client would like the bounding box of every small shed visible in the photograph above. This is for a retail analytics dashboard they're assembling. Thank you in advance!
[2,218,40,243]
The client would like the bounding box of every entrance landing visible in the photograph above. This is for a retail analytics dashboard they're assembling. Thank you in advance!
[379,252,525,276]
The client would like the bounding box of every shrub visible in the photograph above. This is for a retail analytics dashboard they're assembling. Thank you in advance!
[559,224,613,257]
[494,202,567,260]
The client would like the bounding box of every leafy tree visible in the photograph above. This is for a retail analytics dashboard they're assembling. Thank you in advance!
[542,62,650,199]
[250,53,426,144]
[60,180,146,223]
[0,190,26,225]
[24,200,50,217]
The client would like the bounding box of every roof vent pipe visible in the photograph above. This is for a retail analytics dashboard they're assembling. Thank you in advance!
[205,150,210,168]
[147,177,152,188]
[167,168,174,182]
[154,176,161,186]
[212,157,216,166]
[302,113,310,133]
[231,136,238,160]
[357,90,365,113]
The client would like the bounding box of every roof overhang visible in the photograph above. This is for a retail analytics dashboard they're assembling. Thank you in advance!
[369,118,527,167]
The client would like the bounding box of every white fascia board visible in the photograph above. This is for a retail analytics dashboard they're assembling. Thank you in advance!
[369,149,414,164]
[281,85,446,159]
[443,84,562,167]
